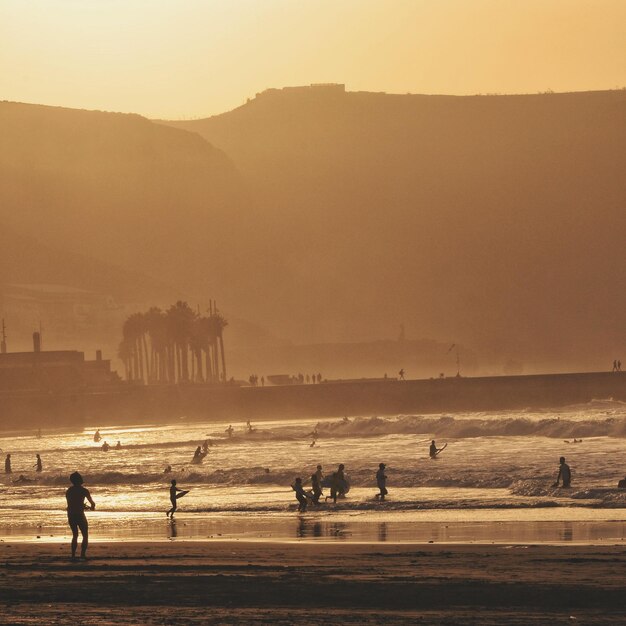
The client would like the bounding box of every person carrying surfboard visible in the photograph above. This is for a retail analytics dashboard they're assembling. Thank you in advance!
[429,440,446,459]
[167,479,189,517]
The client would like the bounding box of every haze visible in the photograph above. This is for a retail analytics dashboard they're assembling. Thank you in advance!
[0,0,625,379]
[1,0,625,118]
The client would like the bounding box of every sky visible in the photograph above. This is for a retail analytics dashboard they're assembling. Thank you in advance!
[1,0,625,119]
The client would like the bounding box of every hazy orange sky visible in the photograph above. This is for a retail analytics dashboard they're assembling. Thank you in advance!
[2,0,625,119]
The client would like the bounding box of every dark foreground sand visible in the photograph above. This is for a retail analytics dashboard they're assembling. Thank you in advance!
[0,541,624,625]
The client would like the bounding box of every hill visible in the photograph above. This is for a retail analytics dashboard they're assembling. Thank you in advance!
[163,87,626,372]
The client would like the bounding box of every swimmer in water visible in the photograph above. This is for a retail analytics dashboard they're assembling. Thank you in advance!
[115,441,122,450]
[225,425,234,438]
[93,430,101,443]
[101,441,110,452]
[66,471,95,561]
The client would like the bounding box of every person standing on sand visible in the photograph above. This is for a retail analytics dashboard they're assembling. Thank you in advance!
[553,456,572,488]
[375,463,388,501]
[34,454,42,472]
[66,471,95,561]
[5,453,11,474]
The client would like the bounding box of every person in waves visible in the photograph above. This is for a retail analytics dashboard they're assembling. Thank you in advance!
[326,472,341,504]
[115,441,122,450]
[66,471,95,561]
[292,477,308,512]
[618,477,626,489]
[163,465,172,474]
[101,441,110,452]
[5,453,11,474]
[375,463,388,501]
[553,456,572,488]
[34,454,42,472]
[429,440,445,459]
[93,430,101,443]
[225,425,234,438]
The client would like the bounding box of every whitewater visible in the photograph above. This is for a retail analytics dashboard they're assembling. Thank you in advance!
[1,400,625,542]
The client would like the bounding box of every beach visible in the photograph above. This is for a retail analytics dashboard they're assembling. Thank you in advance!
[0,540,624,624]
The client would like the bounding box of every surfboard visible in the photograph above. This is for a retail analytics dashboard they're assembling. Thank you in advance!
[191,452,208,464]
[321,476,350,494]
[176,490,189,500]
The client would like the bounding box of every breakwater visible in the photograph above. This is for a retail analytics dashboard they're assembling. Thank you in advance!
[1,371,625,431]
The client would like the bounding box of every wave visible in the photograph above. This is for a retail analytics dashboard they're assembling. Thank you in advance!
[313,414,626,439]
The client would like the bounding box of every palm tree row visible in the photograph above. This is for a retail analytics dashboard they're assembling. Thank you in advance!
[118,301,227,384]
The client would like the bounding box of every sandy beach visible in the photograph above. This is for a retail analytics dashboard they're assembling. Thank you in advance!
[0,540,624,624]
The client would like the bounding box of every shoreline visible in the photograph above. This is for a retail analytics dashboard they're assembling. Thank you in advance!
[1,541,624,624]
[2,512,625,545]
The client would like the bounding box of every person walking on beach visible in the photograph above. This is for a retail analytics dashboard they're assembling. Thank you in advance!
[34,454,42,472]
[66,471,95,561]
[311,472,323,504]
[4,453,11,474]
[292,477,308,512]
[553,456,572,488]
[326,472,341,504]
[167,479,189,518]
[398,368,405,380]
[375,463,388,501]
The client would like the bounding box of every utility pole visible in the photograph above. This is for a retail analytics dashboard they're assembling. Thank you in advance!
[1,318,7,354]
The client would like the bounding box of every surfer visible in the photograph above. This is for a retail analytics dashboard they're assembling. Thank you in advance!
[225,425,234,438]
[618,477,626,489]
[193,446,202,459]
[315,464,324,484]
[5,453,11,474]
[167,479,189,517]
[93,430,101,443]
[292,477,308,512]
[246,421,255,434]
[66,471,95,561]
[201,439,210,453]
[375,463,388,501]
[163,465,172,474]
[34,454,42,472]
[310,439,316,447]
[115,441,122,450]
[326,472,341,504]
[101,441,110,452]
[429,440,446,459]
[553,456,572,488]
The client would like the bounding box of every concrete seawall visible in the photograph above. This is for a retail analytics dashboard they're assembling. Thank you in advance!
[1,371,625,431]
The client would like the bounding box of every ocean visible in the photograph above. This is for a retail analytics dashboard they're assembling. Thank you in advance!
[1,399,625,543]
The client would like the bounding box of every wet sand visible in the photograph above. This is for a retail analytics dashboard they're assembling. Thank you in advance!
[0,541,624,624]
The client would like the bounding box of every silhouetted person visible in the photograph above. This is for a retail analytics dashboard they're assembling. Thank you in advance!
[193,446,202,459]
[5,453,11,474]
[261,376,265,386]
[398,368,405,380]
[553,456,572,488]
[164,465,172,474]
[101,441,110,452]
[292,477,308,512]
[429,440,445,459]
[618,477,626,489]
[375,463,388,501]
[619,360,622,371]
[66,471,95,560]
[311,473,322,504]
[246,421,254,433]
[115,441,121,450]
[613,360,618,372]
[167,479,188,517]
[13,474,33,484]
[93,430,101,442]
[315,464,324,485]
[35,454,42,472]
[316,373,322,383]
[326,472,341,504]
[225,425,234,438]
